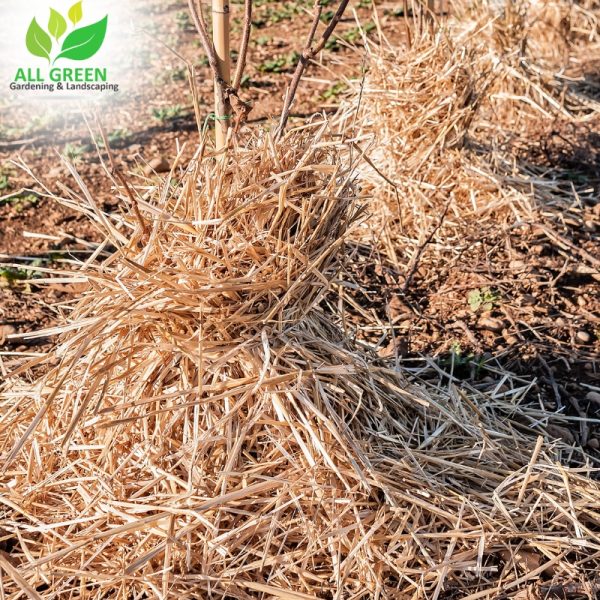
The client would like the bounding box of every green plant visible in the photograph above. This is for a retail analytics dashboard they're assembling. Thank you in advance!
[0,264,43,291]
[439,343,487,378]
[94,128,131,148]
[320,82,347,100]
[109,128,130,144]
[325,22,376,50]
[176,11,192,31]
[254,35,271,46]
[24,114,64,135]
[0,193,39,213]
[151,105,185,122]
[64,142,85,162]
[170,66,187,81]
[15,195,37,212]
[259,52,300,73]
[0,174,10,191]
[252,3,304,28]
[385,6,405,17]
[0,267,29,287]
[467,287,500,312]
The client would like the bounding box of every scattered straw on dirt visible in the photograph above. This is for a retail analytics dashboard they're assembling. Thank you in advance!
[337,0,599,371]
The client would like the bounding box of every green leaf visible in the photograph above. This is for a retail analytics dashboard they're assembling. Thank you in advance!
[68,1,83,25]
[26,18,52,62]
[55,15,108,62]
[48,8,67,40]
[467,290,482,312]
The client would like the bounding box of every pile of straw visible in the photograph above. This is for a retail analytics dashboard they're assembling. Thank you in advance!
[2,0,600,595]
[344,0,600,317]
[1,124,600,598]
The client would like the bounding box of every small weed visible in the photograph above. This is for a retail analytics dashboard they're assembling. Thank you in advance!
[191,50,210,66]
[467,287,500,312]
[325,22,376,50]
[252,3,304,28]
[439,343,488,379]
[109,128,131,144]
[94,128,131,148]
[0,267,29,287]
[254,35,272,46]
[152,105,185,122]
[321,82,347,101]
[0,265,42,290]
[64,143,86,162]
[26,113,64,135]
[175,11,192,31]
[258,52,300,73]
[385,6,406,17]
[170,66,187,81]
[231,16,242,33]
[0,174,10,191]
[0,193,39,213]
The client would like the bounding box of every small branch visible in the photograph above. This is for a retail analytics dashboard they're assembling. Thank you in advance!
[401,199,450,293]
[232,0,252,91]
[311,0,351,55]
[275,0,350,139]
[187,0,221,86]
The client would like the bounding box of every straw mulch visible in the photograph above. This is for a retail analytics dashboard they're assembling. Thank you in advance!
[339,0,599,362]
[1,121,599,598]
[2,0,600,596]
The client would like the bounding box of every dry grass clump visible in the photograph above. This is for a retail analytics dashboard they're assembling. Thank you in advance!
[354,0,600,179]
[342,30,526,283]
[1,126,600,598]
[344,0,600,305]
[452,0,600,124]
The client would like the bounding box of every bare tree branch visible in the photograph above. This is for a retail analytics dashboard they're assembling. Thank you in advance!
[311,0,351,55]
[232,0,252,91]
[275,0,350,139]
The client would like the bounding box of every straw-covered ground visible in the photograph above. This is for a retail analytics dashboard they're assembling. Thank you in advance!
[1,0,599,598]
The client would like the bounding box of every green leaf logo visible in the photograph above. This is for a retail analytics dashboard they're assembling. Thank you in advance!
[48,8,67,40]
[68,1,83,25]
[54,15,108,62]
[26,18,53,62]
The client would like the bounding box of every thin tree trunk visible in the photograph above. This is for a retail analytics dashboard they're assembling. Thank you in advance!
[212,0,231,149]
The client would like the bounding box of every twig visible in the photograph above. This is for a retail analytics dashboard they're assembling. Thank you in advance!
[0,137,41,149]
[232,0,252,91]
[276,0,350,138]
[401,199,451,293]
